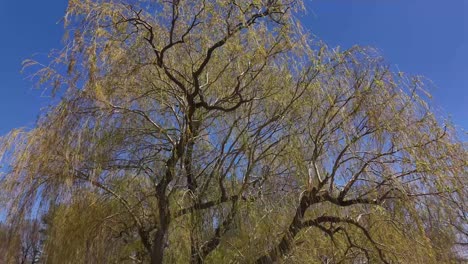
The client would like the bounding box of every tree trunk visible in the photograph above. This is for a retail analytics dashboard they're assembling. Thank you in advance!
[151,198,171,264]
[255,190,318,263]
[150,227,168,264]
[151,186,172,264]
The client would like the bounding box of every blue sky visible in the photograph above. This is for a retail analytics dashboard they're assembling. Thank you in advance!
[0,0,466,136]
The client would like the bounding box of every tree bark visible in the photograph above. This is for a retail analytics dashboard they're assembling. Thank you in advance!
[151,197,171,264]
[255,190,318,264]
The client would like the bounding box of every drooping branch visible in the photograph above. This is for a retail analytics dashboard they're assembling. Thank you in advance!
[301,216,389,264]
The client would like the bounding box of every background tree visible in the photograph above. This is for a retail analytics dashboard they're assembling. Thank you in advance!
[0,0,466,263]
[0,219,43,264]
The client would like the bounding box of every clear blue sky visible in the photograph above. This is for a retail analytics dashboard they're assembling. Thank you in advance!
[0,0,466,136]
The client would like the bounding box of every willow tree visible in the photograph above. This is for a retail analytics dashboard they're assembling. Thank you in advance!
[0,0,466,263]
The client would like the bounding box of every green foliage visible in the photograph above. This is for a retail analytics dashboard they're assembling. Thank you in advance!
[0,0,466,263]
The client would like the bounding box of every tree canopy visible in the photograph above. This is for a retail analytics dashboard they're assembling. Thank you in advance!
[1,0,467,263]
